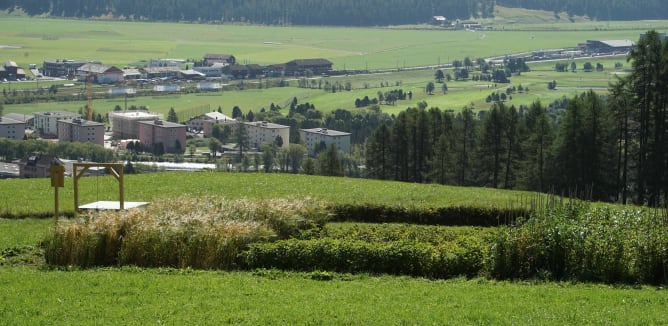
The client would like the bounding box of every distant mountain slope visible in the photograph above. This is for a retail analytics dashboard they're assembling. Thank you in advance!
[0,0,493,26]
[2,0,667,25]
[497,0,668,21]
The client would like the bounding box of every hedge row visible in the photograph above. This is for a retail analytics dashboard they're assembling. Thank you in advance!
[328,204,529,226]
[243,236,488,278]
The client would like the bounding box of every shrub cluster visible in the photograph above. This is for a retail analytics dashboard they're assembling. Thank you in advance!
[328,204,527,226]
[244,236,487,278]
[492,203,668,285]
[44,196,328,269]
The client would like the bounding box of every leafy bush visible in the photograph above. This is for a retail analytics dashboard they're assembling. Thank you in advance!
[44,196,328,269]
[328,204,528,226]
[492,204,668,285]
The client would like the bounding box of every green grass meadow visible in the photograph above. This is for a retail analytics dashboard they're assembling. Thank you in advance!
[3,15,668,324]
[1,266,667,325]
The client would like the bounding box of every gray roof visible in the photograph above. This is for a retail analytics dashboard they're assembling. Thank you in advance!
[300,128,351,136]
[3,113,31,122]
[600,40,634,47]
[138,119,185,128]
[0,116,24,125]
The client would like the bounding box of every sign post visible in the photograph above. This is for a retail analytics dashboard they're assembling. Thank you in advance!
[50,165,65,226]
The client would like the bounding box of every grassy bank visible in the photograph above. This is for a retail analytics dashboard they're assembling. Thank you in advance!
[1,266,667,325]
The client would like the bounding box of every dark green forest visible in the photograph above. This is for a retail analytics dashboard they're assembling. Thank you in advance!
[3,0,667,25]
[365,31,668,206]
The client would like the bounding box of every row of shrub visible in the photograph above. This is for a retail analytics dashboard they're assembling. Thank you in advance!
[492,203,668,285]
[243,236,487,279]
[43,196,668,285]
[328,204,529,226]
[44,196,327,269]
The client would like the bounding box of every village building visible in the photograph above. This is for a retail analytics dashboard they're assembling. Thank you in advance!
[141,66,181,79]
[244,121,290,149]
[57,118,105,146]
[42,59,95,78]
[147,58,185,68]
[579,40,634,55]
[203,54,236,66]
[138,119,187,154]
[76,63,124,84]
[299,127,351,157]
[193,63,226,77]
[18,154,64,178]
[34,111,80,137]
[0,61,26,81]
[284,59,333,76]
[109,111,163,139]
[0,116,25,140]
[187,112,237,137]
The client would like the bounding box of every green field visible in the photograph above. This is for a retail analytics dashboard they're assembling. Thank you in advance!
[2,173,668,324]
[1,15,663,116]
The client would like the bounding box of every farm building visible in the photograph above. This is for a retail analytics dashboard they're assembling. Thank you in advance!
[284,59,333,76]
[42,59,95,78]
[580,40,634,54]
[0,61,25,81]
[203,54,236,66]
[76,63,124,84]
[299,127,351,157]
[19,154,64,179]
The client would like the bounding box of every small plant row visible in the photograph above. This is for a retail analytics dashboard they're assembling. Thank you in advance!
[328,204,528,226]
[43,196,668,285]
[243,237,487,279]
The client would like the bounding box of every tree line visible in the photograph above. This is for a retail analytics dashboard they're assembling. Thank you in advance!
[3,0,493,26]
[364,31,668,206]
[497,0,668,21]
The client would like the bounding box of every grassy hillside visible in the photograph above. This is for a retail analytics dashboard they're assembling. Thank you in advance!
[0,172,539,216]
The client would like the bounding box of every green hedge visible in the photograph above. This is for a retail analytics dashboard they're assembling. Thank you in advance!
[328,204,528,226]
[243,236,488,278]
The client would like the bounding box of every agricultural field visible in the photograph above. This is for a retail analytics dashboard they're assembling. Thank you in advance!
[2,13,668,323]
[2,173,668,324]
[1,15,666,118]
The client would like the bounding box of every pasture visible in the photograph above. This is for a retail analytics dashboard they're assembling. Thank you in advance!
[1,15,661,115]
[2,173,668,324]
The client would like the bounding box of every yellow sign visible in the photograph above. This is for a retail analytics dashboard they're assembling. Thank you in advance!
[50,165,64,188]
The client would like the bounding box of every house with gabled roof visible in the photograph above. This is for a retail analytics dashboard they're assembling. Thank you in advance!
[19,153,64,178]
[76,63,124,84]
[284,59,333,76]
[204,54,236,66]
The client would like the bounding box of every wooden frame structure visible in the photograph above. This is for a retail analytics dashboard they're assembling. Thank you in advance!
[73,163,125,211]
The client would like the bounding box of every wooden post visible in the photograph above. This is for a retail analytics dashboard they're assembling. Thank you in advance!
[50,165,64,225]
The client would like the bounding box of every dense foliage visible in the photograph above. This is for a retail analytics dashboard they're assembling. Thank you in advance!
[365,31,668,207]
[3,0,667,24]
[3,0,493,26]
[44,194,668,284]
[497,0,668,21]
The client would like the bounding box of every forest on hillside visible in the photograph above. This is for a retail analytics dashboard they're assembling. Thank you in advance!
[3,0,667,26]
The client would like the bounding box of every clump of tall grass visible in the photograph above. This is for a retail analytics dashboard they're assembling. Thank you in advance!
[44,196,329,269]
[492,201,668,285]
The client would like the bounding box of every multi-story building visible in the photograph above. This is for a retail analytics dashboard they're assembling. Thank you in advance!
[42,59,94,78]
[187,112,237,137]
[57,118,105,146]
[138,119,186,154]
[244,121,290,149]
[109,111,163,139]
[34,111,80,137]
[19,154,64,178]
[76,63,124,84]
[0,116,25,140]
[299,127,351,157]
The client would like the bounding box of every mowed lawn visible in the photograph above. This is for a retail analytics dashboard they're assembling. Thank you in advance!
[1,267,667,325]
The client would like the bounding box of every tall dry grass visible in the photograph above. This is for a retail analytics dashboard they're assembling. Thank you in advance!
[44,196,328,269]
